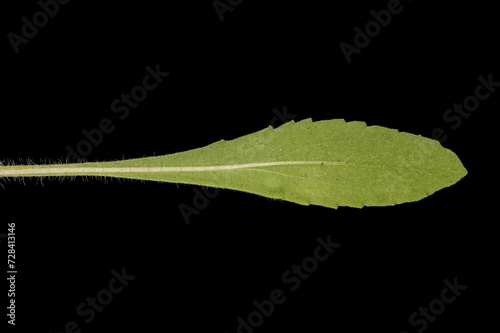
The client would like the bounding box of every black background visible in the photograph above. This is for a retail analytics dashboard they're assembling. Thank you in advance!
[1,0,497,332]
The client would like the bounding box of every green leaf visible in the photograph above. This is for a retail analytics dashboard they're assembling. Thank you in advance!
[0,118,467,209]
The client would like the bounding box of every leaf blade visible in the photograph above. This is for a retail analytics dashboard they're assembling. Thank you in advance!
[83,118,468,208]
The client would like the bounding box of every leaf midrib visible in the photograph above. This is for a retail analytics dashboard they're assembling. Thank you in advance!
[0,160,452,176]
